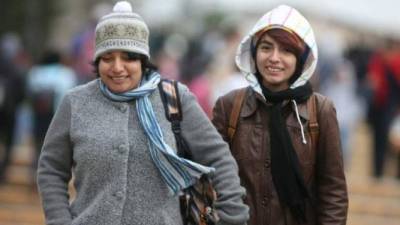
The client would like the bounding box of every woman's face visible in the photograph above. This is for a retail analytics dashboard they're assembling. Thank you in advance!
[98,51,142,93]
[256,33,297,92]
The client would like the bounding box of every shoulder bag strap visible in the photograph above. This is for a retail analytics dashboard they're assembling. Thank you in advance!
[158,79,182,122]
[227,88,247,143]
[307,94,319,149]
[158,79,191,158]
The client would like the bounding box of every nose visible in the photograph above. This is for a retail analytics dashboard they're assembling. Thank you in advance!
[268,49,280,63]
[112,58,124,73]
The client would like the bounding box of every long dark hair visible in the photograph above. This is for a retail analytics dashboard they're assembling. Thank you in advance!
[92,51,157,78]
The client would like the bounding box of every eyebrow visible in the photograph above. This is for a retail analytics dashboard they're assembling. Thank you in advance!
[258,39,273,45]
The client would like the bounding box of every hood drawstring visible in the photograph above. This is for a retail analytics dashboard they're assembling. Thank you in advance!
[292,100,307,144]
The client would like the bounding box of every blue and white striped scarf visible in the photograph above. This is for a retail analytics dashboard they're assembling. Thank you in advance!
[99,72,215,195]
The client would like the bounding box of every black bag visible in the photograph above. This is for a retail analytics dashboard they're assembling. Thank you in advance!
[158,79,219,225]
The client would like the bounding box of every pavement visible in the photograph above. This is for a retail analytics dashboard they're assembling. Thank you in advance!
[0,122,399,225]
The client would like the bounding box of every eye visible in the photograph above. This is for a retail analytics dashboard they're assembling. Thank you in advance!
[281,48,295,56]
[283,48,292,53]
[126,53,141,61]
[121,55,130,61]
[258,43,272,51]
[121,53,140,62]
[100,55,113,62]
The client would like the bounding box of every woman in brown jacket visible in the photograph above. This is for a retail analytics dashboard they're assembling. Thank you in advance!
[212,5,348,225]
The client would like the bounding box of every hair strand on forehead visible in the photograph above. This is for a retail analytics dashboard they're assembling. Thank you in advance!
[259,28,305,57]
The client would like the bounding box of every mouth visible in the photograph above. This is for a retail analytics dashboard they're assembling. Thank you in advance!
[110,75,129,83]
[266,66,284,73]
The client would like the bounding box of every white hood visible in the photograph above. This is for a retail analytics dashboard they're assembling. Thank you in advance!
[235,5,318,95]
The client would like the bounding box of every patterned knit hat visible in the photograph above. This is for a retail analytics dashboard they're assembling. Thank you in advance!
[94,1,150,60]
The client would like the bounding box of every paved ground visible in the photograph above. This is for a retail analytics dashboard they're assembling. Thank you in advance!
[0,122,399,225]
[345,123,400,225]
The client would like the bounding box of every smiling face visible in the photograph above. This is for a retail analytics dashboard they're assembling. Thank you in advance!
[255,33,298,92]
[98,51,142,93]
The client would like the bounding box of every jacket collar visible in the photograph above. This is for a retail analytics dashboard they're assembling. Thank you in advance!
[240,88,259,118]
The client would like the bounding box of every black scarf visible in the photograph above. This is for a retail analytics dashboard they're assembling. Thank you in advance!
[260,82,313,223]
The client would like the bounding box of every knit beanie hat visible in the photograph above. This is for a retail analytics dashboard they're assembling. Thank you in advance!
[94,1,150,60]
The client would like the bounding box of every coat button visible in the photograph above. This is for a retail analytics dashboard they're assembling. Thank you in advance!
[119,105,127,113]
[262,196,269,206]
[264,160,270,168]
[114,191,124,200]
[118,145,127,154]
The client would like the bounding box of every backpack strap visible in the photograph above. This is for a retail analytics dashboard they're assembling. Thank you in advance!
[158,79,191,158]
[307,94,319,149]
[159,80,219,223]
[227,88,247,143]
[158,79,182,122]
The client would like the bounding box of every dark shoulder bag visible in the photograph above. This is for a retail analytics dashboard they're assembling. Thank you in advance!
[158,79,219,225]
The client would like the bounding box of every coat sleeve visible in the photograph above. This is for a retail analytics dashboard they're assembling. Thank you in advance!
[178,84,249,225]
[315,97,349,225]
[37,93,73,225]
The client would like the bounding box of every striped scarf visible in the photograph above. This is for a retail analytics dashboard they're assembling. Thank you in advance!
[99,72,214,195]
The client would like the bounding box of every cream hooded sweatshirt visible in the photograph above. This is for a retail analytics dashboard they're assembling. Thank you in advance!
[235,5,319,144]
[235,5,318,96]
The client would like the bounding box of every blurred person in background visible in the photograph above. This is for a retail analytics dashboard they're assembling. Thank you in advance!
[180,37,213,117]
[154,32,186,81]
[366,38,400,179]
[316,34,362,168]
[70,2,111,84]
[37,2,249,225]
[212,5,348,225]
[27,49,77,185]
[344,40,374,112]
[208,17,248,107]
[0,33,27,183]
[389,114,400,175]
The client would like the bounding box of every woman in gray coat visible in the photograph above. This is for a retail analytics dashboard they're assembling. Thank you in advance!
[36,1,249,225]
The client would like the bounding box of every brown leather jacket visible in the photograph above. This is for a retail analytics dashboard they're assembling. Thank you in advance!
[212,87,348,225]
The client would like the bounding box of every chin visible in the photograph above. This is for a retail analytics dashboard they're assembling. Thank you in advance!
[109,86,128,93]
[266,78,284,85]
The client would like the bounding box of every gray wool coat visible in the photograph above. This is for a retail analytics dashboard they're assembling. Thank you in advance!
[37,79,249,225]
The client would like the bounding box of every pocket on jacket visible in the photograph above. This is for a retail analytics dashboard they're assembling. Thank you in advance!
[231,122,263,160]
[287,125,316,165]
